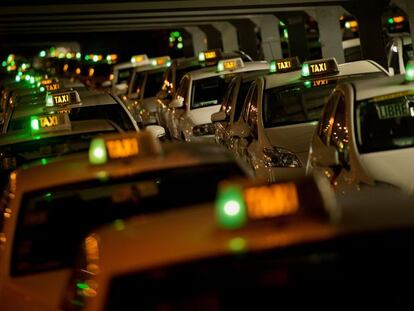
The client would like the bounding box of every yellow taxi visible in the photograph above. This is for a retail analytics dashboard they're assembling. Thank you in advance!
[0,131,250,310]
[58,174,414,310]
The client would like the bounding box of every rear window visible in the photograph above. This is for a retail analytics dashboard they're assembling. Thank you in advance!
[117,68,133,84]
[191,76,232,109]
[263,73,385,128]
[105,229,414,310]
[11,163,245,276]
[144,71,165,98]
[8,104,135,133]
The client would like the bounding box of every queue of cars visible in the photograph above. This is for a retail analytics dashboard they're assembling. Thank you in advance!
[0,45,414,310]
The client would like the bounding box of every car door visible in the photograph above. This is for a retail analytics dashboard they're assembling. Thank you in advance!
[215,77,238,146]
[169,76,189,139]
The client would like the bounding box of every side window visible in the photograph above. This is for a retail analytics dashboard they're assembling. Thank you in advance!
[221,79,237,117]
[387,40,401,75]
[175,76,190,106]
[161,67,174,94]
[246,85,259,139]
[318,92,339,144]
[242,82,255,123]
[330,94,349,152]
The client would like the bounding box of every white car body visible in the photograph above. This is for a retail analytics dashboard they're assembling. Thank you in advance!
[111,57,151,95]
[165,61,269,142]
[230,59,389,182]
[308,74,414,193]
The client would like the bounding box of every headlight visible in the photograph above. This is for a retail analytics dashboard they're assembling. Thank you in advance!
[263,147,302,168]
[192,123,215,136]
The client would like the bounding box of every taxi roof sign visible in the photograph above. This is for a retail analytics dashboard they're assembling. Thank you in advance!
[301,58,339,78]
[30,113,71,134]
[89,131,162,165]
[131,54,149,64]
[269,57,301,74]
[151,56,171,66]
[217,58,244,72]
[405,61,414,82]
[198,49,223,66]
[41,78,59,86]
[216,176,339,229]
[45,90,81,108]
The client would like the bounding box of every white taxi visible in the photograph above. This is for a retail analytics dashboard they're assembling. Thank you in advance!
[111,54,151,95]
[230,57,389,182]
[0,131,250,311]
[308,63,414,193]
[166,52,269,142]
[212,57,300,151]
[58,174,414,311]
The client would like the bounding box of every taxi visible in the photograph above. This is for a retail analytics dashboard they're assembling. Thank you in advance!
[230,57,389,182]
[165,51,269,142]
[0,131,250,311]
[111,54,151,95]
[123,56,171,126]
[307,63,414,193]
[155,57,202,130]
[212,58,300,150]
[58,174,414,310]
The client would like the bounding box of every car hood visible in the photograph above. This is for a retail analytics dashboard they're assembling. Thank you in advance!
[264,122,317,153]
[188,105,221,125]
[359,148,414,191]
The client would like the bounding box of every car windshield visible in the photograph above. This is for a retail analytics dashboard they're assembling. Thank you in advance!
[191,75,232,109]
[8,104,135,133]
[263,73,385,128]
[11,162,245,276]
[104,228,414,310]
[144,71,165,98]
[117,68,133,84]
[355,92,414,154]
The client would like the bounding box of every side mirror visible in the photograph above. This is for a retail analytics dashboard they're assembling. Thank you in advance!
[388,67,395,76]
[169,97,184,109]
[229,122,251,139]
[145,125,167,140]
[211,111,227,123]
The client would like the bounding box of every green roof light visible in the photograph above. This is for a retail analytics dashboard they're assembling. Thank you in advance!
[15,76,21,82]
[40,86,45,92]
[76,52,81,59]
[30,77,35,84]
[46,94,54,107]
[31,117,40,131]
[217,62,224,72]
[1,61,6,67]
[198,52,205,62]
[405,61,414,82]
[301,63,310,77]
[269,61,277,73]
[216,185,247,229]
[93,55,99,62]
[89,139,107,165]
[85,55,90,61]
[387,17,394,24]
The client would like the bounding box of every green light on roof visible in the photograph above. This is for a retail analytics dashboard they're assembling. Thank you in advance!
[217,62,224,72]
[106,55,111,62]
[304,80,312,88]
[283,29,289,39]
[40,86,45,92]
[31,118,40,131]
[15,76,21,82]
[387,17,394,24]
[269,61,277,73]
[198,52,205,62]
[1,61,6,67]
[89,139,107,165]
[85,55,90,61]
[301,63,310,77]
[46,95,54,107]
[93,55,99,62]
[76,282,90,290]
[405,61,414,82]
[166,60,172,67]
[216,185,247,229]
[76,52,81,59]
[41,158,48,165]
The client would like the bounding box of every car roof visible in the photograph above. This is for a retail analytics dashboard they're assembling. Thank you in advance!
[86,185,414,279]
[0,119,116,147]
[187,61,269,81]
[350,74,413,101]
[264,60,387,90]
[14,141,243,194]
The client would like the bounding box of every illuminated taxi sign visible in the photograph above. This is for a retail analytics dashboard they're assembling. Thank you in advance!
[46,90,81,107]
[41,78,59,86]
[198,49,223,66]
[269,57,301,74]
[45,82,61,92]
[89,131,161,165]
[216,177,337,229]
[151,56,171,66]
[131,54,149,64]
[30,113,71,134]
[301,58,339,77]
[217,58,244,72]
